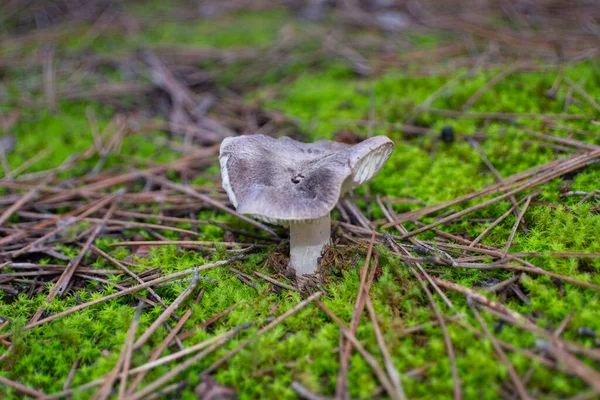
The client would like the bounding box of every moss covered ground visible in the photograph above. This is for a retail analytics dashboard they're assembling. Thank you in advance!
[1,3,599,399]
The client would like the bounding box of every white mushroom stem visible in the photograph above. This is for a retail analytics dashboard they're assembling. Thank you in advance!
[289,214,331,276]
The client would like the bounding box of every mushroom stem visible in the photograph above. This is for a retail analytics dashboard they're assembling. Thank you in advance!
[289,214,331,276]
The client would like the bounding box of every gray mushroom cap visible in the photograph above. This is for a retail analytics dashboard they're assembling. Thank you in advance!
[219,134,394,225]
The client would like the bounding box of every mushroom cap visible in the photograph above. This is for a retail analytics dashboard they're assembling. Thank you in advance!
[219,134,394,225]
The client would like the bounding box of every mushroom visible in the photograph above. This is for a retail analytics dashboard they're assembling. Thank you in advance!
[219,134,394,279]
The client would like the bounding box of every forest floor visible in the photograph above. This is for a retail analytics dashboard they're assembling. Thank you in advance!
[1,1,599,399]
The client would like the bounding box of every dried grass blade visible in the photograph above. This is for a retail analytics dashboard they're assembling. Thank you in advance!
[133,269,199,349]
[0,376,46,398]
[0,255,245,341]
[316,300,400,400]
[200,292,322,376]
[468,300,531,399]
[336,233,375,399]
[93,301,144,400]
[364,293,406,400]
[0,189,36,227]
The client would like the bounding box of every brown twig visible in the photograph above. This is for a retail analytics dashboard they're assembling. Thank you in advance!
[129,324,253,380]
[0,376,46,398]
[386,236,461,400]
[91,246,166,306]
[501,194,533,257]
[462,62,523,110]
[0,255,245,341]
[0,189,37,227]
[522,128,600,151]
[445,316,559,371]
[48,311,242,399]
[336,233,375,399]
[57,199,120,295]
[132,292,322,399]
[554,311,573,338]
[127,307,193,395]
[93,301,144,400]
[27,195,120,324]
[481,306,600,362]
[364,293,406,399]
[469,196,530,247]
[316,300,400,400]
[430,276,600,363]
[415,246,600,292]
[129,322,251,400]
[468,139,529,235]
[133,268,199,349]
[178,300,244,340]
[378,199,454,309]
[118,302,145,400]
[109,240,269,248]
[486,275,520,293]
[428,108,587,120]
[254,271,297,292]
[292,381,332,400]
[10,148,51,178]
[427,275,527,321]
[481,306,600,392]
[564,77,600,113]
[11,190,122,257]
[383,150,597,228]
[468,300,531,400]
[386,150,600,237]
[200,292,322,376]
[62,357,81,391]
